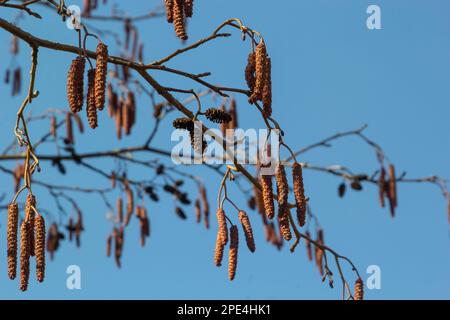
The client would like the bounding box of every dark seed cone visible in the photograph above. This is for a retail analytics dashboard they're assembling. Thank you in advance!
[214,232,225,267]
[19,221,31,291]
[245,52,256,92]
[292,162,306,227]
[305,231,313,262]
[95,43,108,110]
[205,107,232,124]
[260,173,275,219]
[378,167,386,208]
[261,57,272,117]
[164,0,174,23]
[35,214,46,282]
[173,0,188,40]
[238,211,255,253]
[7,203,19,280]
[184,0,194,17]
[216,208,228,246]
[86,68,98,129]
[25,195,36,257]
[173,117,194,131]
[278,204,292,241]
[65,113,74,145]
[228,225,239,281]
[67,56,85,113]
[354,278,364,300]
[249,41,267,104]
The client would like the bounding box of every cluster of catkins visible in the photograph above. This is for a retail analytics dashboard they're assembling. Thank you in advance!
[246,40,272,118]
[7,195,46,291]
[67,42,108,129]
[214,208,255,281]
[107,84,137,139]
[164,0,194,40]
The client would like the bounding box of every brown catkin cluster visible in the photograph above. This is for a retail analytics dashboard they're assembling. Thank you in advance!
[67,56,85,113]
[95,42,108,110]
[173,0,188,40]
[86,68,98,129]
[260,173,275,219]
[229,98,238,130]
[292,162,306,227]
[106,234,112,257]
[354,278,364,300]
[204,108,232,124]
[19,220,30,291]
[278,207,292,241]
[7,203,19,280]
[228,225,239,281]
[25,195,36,257]
[245,52,256,92]
[238,211,255,253]
[248,40,272,117]
[137,206,150,247]
[35,214,46,282]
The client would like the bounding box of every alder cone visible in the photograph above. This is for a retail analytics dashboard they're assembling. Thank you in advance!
[164,0,174,22]
[261,57,272,117]
[25,195,36,257]
[216,208,228,246]
[173,0,188,40]
[292,162,306,227]
[35,214,46,282]
[245,52,256,92]
[260,174,275,220]
[95,43,108,110]
[214,232,225,267]
[228,225,239,281]
[86,68,98,129]
[19,221,30,291]
[67,56,85,113]
[238,211,255,253]
[354,278,364,300]
[7,203,19,280]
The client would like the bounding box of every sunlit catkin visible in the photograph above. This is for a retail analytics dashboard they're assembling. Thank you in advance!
[25,195,36,257]
[7,203,19,280]
[216,208,228,246]
[19,221,30,291]
[238,211,255,253]
[95,42,108,110]
[195,199,201,223]
[262,57,272,117]
[260,173,275,219]
[354,278,364,300]
[184,0,194,17]
[117,196,123,224]
[87,68,98,129]
[245,52,256,92]
[278,205,292,241]
[292,162,306,227]
[249,40,267,104]
[378,166,386,208]
[35,214,45,282]
[173,0,187,40]
[388,164,397,208]
[228,225,238,281]
[275,164,289,207]
[214,232,225,267]
[164,0,174,22]
[67,56,85,113]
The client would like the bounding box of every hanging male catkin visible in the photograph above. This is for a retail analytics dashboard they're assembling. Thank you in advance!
[249,41,267,104]
[238,211,255,253]
[228,98,238,130]
[87,68,98,129]
[261,57,272,117]
[388,164,397,208]
[7,203,19,280]
[275,164,289,207]
[35,214,45,282]
[50,115,57,138]
[354,278,364,300]
[200,186,210,229]
[260,173,275,219]
[173,0,188,40]
[164,0,174,23]
[117,196,123,224]
[25,195,36,257]
[214,232,225,267]
[216,208,228,246]
[19,220,30,291]
[195,199,201,223]
[65,113,74,145]
[245,52,256,92]
[292,162,306,227]
[67,56,85,113]
[378,167,386,208]
[305,231,313,262]
[278,205,292,241]
[95,43,108,110]
[184,0,194,17]
[228,225,239,281]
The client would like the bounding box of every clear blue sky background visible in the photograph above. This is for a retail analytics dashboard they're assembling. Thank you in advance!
[0,0,449,299]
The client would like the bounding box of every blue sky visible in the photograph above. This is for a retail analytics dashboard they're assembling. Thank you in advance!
[0,0,449,299]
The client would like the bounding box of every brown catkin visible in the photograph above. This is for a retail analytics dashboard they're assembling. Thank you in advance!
[67,56,85,113]
[305,230,313,261]
[200,186,210,229]
[86,68,98,129]
[238,211,255,253]
[275,164,289,208]
[378,166,386,208]
[95,42,108,110]
[50,115,57,138]
[126,186,134,218]
[117,196,123,223]
[214,232,225,267]
[65,113,74,145]
[245,52,256,92]
[228,98,238,130]
[216,208,228,246]
[73,113,84,133]
[315,229,324,276]
[354,278,364,300]
[19,220,30,291]
[388,164,397,208]
[35,214,45,282]
[260,173,275,219]
[115,100,123,139]
[7,203,19,280]
[228,225,239,281]
[278,205,292,241]
[184,0,194,17]
[164,0,174,23]
[261,57,272,117]
[106,234,112,257]
[25,195,36,257]
[249,41,267,104]
[173,0,187,40]
[195,199,201,223]
[292,162,306,227]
